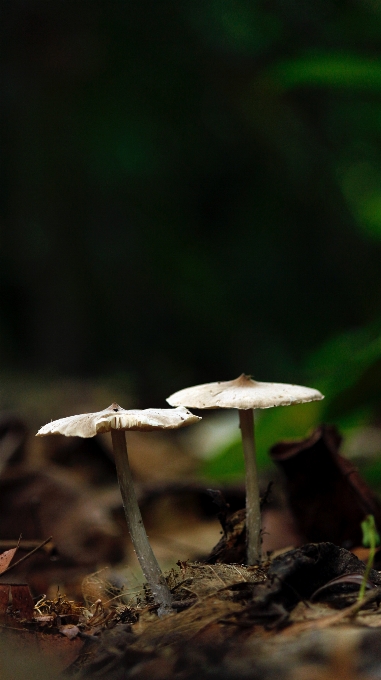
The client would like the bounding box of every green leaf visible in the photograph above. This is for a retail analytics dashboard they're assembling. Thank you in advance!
[361,514,380,548]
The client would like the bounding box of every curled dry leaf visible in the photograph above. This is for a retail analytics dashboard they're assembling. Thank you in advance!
[270,425,381,548]
[0,546,17,575]
[311,573,377,603]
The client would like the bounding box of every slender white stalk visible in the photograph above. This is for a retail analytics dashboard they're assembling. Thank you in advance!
[111,429,172,616]
[239,409,261,564]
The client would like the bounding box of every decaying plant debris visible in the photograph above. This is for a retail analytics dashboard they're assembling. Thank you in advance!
[3,540,381,679]
[3,415,381,679]
[63,543,381,679]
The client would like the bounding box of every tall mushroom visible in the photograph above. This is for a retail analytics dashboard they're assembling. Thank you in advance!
[37,403,201,616]
[167,374,324,564]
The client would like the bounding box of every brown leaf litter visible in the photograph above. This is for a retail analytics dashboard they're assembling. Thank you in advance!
[3,416,381,678]
[62,543,381,677]
[2,544,381,679]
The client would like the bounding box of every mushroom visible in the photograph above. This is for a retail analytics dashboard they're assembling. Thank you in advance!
[36,403,201,616]
[167,374,324,564]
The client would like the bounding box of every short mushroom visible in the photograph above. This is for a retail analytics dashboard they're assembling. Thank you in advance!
[167,374,324,564]
[36,403,201,616]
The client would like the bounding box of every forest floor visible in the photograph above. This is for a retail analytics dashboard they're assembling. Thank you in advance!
[2,542,381,679]
[1,398,381,679]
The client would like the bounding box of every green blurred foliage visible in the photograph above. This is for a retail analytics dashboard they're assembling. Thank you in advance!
[202,400,323,480]
[270,54,381,90]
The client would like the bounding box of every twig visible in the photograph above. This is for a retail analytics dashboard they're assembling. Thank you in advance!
[0,540,52,551]
[0,536,53,575]
[207,565,228,586]
[231,565,247,582]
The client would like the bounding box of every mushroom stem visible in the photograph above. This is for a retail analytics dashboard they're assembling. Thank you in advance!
[111,429,173,616]
[239,409,261,564]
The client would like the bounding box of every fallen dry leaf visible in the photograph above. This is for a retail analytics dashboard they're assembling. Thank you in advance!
[270,425,381,548]
[0,546,17,574]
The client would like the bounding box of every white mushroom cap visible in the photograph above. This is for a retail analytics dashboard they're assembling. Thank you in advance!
[36,403,201,438]
[167,374,324,410]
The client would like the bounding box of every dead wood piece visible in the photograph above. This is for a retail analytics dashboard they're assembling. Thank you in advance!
[206,508,247,564]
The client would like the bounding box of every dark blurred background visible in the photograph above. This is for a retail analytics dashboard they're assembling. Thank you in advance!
[2,0,381,422]
[2,1,381,598]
